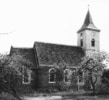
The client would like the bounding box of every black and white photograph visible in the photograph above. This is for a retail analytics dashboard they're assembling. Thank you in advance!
[0,0,109,100]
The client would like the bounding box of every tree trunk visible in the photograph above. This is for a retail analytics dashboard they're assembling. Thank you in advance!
[92,83,96,94]
[1,87,22,100]
[6,91,22,100]
[90,76,96,94]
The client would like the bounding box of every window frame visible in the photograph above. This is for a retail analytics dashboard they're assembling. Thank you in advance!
[22,66,31,84]
[64,69,71,83]
[91,39,95,47]
[80,39,83,47]
[49,68,56,83]
[80,33,83,37]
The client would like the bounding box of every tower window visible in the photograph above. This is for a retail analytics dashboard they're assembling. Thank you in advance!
[80,33,83,37]
[91,39,95,47]
[80,39,83,47]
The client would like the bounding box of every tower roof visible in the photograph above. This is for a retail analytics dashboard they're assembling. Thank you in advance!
[77,10,100,33]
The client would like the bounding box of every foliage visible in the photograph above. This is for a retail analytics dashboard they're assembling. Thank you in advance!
[102,70,109,86]
[95,83,109,94]
[95,69,109,94]
[54,63,77,91]
[80,51,109,93]
[0,54,33,100]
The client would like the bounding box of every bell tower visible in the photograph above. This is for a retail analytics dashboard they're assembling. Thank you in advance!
[77,9,100,56]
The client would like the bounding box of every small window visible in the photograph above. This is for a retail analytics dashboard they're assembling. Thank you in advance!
[22,67,31,84]
[91,39,95,47]
[80,33,83,36]
[49,68,56,83]
[80,39,83,47]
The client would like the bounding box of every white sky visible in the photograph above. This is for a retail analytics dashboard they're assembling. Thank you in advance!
[0,0,109,53]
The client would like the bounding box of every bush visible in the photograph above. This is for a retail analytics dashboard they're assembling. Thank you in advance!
[37,87,58,93]
[0,92,18,100]
[95,83,109,94]
[56,82,71,91]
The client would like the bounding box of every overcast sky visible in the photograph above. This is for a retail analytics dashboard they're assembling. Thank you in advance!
[0,0,109,53]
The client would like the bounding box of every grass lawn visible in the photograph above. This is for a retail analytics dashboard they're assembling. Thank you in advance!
[23,91,109,100]
[1,91,109,100]
[60,91,109,100]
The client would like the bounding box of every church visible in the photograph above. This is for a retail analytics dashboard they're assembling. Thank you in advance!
[9,9,100,91]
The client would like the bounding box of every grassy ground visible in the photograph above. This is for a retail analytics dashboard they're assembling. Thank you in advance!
[1,91,109,100]
[23,91,109,100]
[59,91,109,100]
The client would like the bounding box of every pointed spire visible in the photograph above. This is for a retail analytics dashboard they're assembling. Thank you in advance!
[77,9,100,33]
[84,9,93,25]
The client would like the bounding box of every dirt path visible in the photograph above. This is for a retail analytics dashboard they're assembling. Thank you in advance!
[23,96,62,100]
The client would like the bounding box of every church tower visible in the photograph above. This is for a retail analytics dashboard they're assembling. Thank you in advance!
[77,9,100,56]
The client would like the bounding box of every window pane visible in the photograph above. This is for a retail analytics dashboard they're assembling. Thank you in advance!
[22,67,31,84]
[80,39,83,47]
[91,39,95,47]
[49,69,56,83]
[64,69,71,82]
[24,70,29,82]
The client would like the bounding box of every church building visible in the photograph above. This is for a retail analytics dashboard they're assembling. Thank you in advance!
[9,9,100,91]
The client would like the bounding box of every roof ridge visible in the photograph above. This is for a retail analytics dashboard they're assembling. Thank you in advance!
[34,41,81,48]
[11,46,33,49]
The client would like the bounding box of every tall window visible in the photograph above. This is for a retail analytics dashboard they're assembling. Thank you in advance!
[49,68,56,83]
[22,66,31,84]
[64,69,71,82]
[91,39,95,47]
[80,39,83,47]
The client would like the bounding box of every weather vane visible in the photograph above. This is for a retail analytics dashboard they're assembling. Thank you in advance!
[88,4,90,10]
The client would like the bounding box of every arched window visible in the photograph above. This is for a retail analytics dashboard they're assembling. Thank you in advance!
[91,39,95,47]
[49,68,56,83]
[64,69,71,82]
[80,39,83,47]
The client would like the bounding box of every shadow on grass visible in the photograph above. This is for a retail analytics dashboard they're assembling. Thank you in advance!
[59,91,109,100]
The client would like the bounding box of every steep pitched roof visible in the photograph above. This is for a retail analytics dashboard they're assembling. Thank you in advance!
[10,47,37,69]
[77,10,100,33]
[34,42,85,67]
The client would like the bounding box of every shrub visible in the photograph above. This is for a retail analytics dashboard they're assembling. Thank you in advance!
[0,92,18,100]
[56,82,71,91]
[95,83,109,94]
